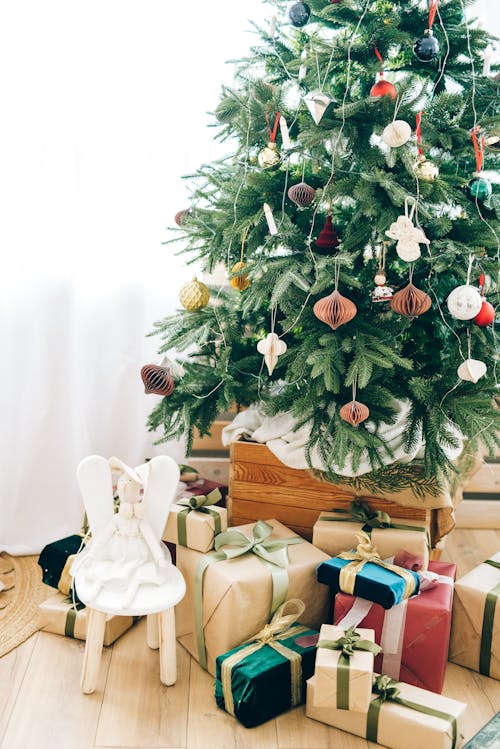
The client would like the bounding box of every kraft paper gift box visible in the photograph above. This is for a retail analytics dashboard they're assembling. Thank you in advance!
[333,560,456,694]
[175,518,330,676]
[214,599,318,727]
[316,532,420,610]
[306,674,466,749]
[313,623,379,712]
[449,551,500,679]
[313,501,429,571]
[163,488,228,553]
[38,592,139,646]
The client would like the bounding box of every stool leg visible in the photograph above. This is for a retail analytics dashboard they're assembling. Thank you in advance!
[158,608,176,686]
[81,608,106,694]
[147,613,160,649]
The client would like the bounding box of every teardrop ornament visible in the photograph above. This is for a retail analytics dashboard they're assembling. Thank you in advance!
[313,289,357,330]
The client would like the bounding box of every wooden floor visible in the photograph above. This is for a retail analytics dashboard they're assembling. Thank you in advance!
[1,528,499,749]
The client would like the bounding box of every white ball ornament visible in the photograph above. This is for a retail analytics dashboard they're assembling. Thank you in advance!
[457,358,487,383]
[446,285,482,320]
[382,120,412,148]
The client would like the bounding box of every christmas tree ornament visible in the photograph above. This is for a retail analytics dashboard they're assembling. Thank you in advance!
[257,332,287,375]
[382,120,412,148]
[457,358,487,383]
[288,2,310,27]
[315,215,340,253]
[374,271,386,286]
[298,48,308,82]
[179,276,210,311]
[390,282,431,317]
[414,1,440,62]
[230,262,250,291]
[466,126,492,203]
[372,284,393,302]
[313,288,357,330]
[263,202,278,235]
[258,111,281,168]
[288,181,316,207]
[279,115,292,149]
[369,48,397,99]
[413,112,439,181]
[339,400,370,427]
[304,91,333,125]
[482,44,492,76]
[446,285,482,320]
[473,298,495,327]
[372,244,393,302]
[485,131,500,153]
[174,209,190,226]
[385,199,430,262]
[140,364,175,396]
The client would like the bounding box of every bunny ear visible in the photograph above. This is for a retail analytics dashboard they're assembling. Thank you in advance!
[109,456,142,483]
[140,456,180,540]
[77,455,115,534]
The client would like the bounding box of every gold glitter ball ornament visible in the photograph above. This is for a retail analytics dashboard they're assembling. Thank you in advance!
[258,141,280,168]
[179,276,210,311]
[230,262,250,291]
[414,154,439,181]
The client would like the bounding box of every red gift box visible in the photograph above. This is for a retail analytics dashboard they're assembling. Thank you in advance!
[333,561,456,694]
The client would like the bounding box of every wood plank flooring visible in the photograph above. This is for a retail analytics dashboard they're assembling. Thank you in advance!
[1,528,499,749]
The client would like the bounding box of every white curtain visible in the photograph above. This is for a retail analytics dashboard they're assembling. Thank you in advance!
[0,0,266,554]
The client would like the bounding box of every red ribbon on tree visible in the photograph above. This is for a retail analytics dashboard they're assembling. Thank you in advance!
[471,126,485,173]
[373,45,383,67]
[265,111,281,144]
[416,111,424,155]
[428,0,439,30]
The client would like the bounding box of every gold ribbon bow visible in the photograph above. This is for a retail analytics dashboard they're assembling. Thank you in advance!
[220,599,309,717]
[338,531,416,599]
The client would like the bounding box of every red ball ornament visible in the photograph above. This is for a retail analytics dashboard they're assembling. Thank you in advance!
[315,215,340,253]
[370,72,397,100]
[473,299,495,327]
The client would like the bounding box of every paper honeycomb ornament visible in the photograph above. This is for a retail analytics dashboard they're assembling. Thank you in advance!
[140,364,175,396]
[174,209,190,226]
[288,181,316,207]
[179,276,210,311]
[339,400,370,426]
[230,262,250,291]
[315,215,340,253]
[457,358,487,383]
[313,289,357,330]
[304,91,333,125]
[390,282,431,317]
[256,332,287,375]
[382,120,412,148]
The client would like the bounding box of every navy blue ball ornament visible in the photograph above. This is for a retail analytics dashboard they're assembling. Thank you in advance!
[414,30,440,62]
[288,2,311,27]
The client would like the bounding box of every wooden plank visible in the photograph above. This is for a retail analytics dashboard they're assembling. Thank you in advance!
[463,462,500,494]
[276,704,370,749]
[0,631,109,749]
[0,635,36,744]
[95,619,190,748]
[192,421,232,453]
[454,499,500,529]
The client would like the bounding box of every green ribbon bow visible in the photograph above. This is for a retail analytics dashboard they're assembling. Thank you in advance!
[176,488,223,547]
[318,626,381,710]
[194,520,303,671]
[367,675,458,748]
[479,558,500,676]
[323,500,428,537]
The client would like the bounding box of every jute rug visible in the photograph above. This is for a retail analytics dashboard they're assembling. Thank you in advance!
[0,553,53,658]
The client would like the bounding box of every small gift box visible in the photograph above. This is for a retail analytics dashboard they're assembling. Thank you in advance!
[313,623,380,712]
[306,674,466,749]
[449,551,500,679]
[333,561,456,694]
[214,599,317,727]
[38,534,85,598]
[316,531,420,609]
[163,488,228,553]
[175,518,330,676]
[313,500,429,570]
[38,592,139,646]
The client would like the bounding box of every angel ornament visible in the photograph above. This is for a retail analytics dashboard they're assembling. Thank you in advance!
[71,456,179,610]
[385,198,430,262]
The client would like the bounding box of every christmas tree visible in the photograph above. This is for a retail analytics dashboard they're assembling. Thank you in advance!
[146,0,499,489]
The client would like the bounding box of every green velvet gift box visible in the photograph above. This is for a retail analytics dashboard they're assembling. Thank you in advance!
[37,534,85,600]
[214,599,318,728]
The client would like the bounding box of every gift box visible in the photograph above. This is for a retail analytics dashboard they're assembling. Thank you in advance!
[175,518,330,676]
[449,551,500,679]
[214,599,317,727]
[38,534,85,598]
[163,488,228,553]
[313,623,379,712]
[333,561,456,694]
[316,532,420,610]
[38,592,139,646]
[306,674,466,749]
[313,501,429,571]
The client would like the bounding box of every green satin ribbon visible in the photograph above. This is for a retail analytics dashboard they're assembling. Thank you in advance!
[176,489,223,547]
[194,520,303,671]
[479,558,500,676]
[320,500,428,538]
[62,597,85,638]
[318,626,381,710]
[366,675,458,748]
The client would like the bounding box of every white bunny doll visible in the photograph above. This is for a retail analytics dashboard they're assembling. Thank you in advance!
[71,456,178,610]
